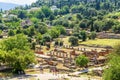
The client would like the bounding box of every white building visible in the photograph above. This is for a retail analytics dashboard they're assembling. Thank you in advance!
[51,5,59,11]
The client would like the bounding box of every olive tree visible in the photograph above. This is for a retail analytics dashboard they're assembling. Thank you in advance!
[75,55,89,67]
[69,36,78,46]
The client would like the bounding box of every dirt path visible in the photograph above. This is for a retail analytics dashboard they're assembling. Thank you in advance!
[2,73,102,80]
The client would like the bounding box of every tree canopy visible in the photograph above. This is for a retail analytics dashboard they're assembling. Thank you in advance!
[103,44,120,80]
[0,34,36,73]
[75,55,89,67]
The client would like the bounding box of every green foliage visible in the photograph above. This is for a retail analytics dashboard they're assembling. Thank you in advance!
[49,27,60,38]
[93,20,103,32]
[0,30,2,35]
[43,34,52,42]
[80,30,87,41]
[54,39,63,46]
[103,44,120,80]
[55,25,66,35]
[18,10,27,19]
[102,19,115,31]
[35,22,48,34]
[60,41,63,46]
[72,32,80,38]
[86,8,97,17]
[112,44,120,55]
[8,29,15,36]
[89,32,96,40]
[62,20,69,27]
[53,18,70,27]
[75,55,89,67]
[71,5,85,13]
[55,40,59,46]
[36,10,45,21]
[35,33,42,43]
[112,24,120,33]
[16,28,22,34]
[59,6,69,15]
[73,26,80,33]
[28,26,35,37]
[30,18,39,24]
[79,19,89,29]
[53,19,63,26]
[0,24,6,30]
[22,29,29,35]
[69,36,78,46]
[0,34,36,73]
[0,14,2,23]
[76,13,82,20]
[41,6,52,18]
[31,42,36,50]
[49,14,55,21]
[2,34,29,51]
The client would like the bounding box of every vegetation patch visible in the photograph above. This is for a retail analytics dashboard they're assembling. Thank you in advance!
[79,39,120,47]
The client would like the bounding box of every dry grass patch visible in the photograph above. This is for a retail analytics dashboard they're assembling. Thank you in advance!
[79,39,120,47]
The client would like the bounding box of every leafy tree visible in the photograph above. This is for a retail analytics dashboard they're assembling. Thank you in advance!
[69,22,75,28]
[49,14,55,21]
[71,5,79,13]
[102,19,115,31]
[54,10,59,16]
[103,44,120,80]
[112,24,120,33]
[0,14,2,23]
[60,41,63,46]
[0,30,2,35]
[80,30,87,41]
[35,33,42,44]
[95,0,101,10]
[22,29,29,35]
[18,10,27,19]
[73,26,80,33]
[54,40,59,46]
[85,8,97,17]
[59,6,69,15]
[0,34,36,73]
[76,13,83,20]
[31,42,36,50]
[55,25,66,35]
[49,28,60,38]
[69,36,78,46]
[62,20,69,27]
[8,29,15,36]
[52,19,63,26]
[89,32,96,40]
[112,43,120,55]
[28,26,35,37]
[43,34,52,42]
[72,32,80,39]
[16,28,22,34]
[93,21,103,32]
[79,20,89,29]
[30,18,39,24]
[36,10,45,21]
[0,24,6,30]
[41,6,52,17]
[35,22,48,34]
[75,55,89,67]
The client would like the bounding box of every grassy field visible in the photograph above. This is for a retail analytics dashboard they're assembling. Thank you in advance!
[62,36,120,47]
[79,39,120,47]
